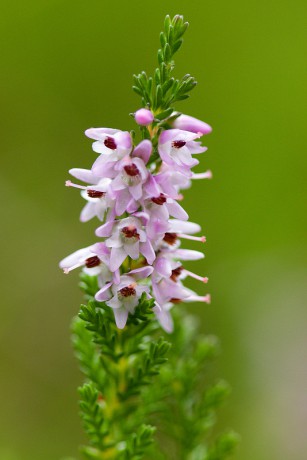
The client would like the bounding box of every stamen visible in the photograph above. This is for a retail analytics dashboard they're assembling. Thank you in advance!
[87,190,105,198]
[62,262,82,274]
[121,226,140,239]
[183,269,208,283]
[119,284,136,297]
[85,256,101,268]
[124,164,140,177]
[65,180,86,190]
[151,194,167,205]
[192,170,213,180]
[172,140,186,149]
[179,233,206,243]
[186,294,211,304]
[104,137,117,150]
[163,232,178,245]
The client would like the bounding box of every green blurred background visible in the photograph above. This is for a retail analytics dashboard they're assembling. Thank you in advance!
[0,0,306,459]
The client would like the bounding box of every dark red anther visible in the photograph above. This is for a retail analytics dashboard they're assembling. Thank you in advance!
[172,140,186,149]
[122,226,140,239]
[119,285,136,297]
[170,298,182,304]
[163,232,178,245]
[170,266,183,281]
[124,164,140,177]
[104,136,117,150]
[151,194,167,205]
[87,190,105,198]
[85,256,101,268]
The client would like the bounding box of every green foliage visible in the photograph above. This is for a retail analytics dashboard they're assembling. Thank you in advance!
[117,425,156,460]
[79,383,107,451]
[133,14,197,116]
[72,274,238,459]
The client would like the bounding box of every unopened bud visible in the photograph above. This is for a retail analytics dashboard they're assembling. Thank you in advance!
[135,108,154,126]
[172,114,212,135]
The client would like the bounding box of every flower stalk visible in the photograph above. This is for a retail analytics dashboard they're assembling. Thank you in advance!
[61,14,238,460]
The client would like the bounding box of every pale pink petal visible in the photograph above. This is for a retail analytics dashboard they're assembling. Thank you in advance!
[124,241,139,260]
[95,282,113,301]
[128,266,154,279]
[169,219,201,234]
[166,201,188,220]
[144,175,161,197]
[85,127,119,140]
[115,190,131,215]
[113,308,128,329]
[69,168,98,184]
[95,220,115,237]
[187,142,208,154]
[173,249,204,260]
[140,240,155,264]
[80,203,97,222]
[133,140,152,164]
[129,183,143,200]
[159,129,180,144]
[154,304,174,333]
[114,131,132,150]
[110,247,127,272]
[106,295,122,310]
[154,257,172,277]
[59,247,91,269]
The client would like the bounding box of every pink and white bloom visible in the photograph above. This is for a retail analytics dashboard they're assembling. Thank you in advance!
[172,113,212,135]
[99,216,156,271]
[95,266,154,329]
[67,168,115,222]
[59,243,116,286]
[86,128,132,177]
[85,128,132,157]
[110,156,149,215]
[158,129,207,176]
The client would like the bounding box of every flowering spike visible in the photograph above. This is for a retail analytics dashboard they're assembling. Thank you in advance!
[59,15,236,460]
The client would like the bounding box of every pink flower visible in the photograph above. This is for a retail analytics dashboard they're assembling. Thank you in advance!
[85,128,132,156]
[158,129,207,176]
[99,216,156,271]
[95,266,154,329]
[59,243,117,286]
[110,156,149,215]
[66,170,113,222]
[86,128,132,177]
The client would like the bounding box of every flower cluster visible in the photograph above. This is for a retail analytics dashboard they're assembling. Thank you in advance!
[60,112,212,331]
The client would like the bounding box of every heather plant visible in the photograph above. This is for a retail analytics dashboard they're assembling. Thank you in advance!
[60,14,239,460]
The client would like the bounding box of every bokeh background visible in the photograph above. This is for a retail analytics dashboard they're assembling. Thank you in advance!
[0,0,306,459]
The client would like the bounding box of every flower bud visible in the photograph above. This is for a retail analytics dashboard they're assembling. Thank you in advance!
[172,114,212,135]
[135,108,154,126]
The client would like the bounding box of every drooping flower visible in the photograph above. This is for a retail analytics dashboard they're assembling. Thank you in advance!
[59,242,117,286]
